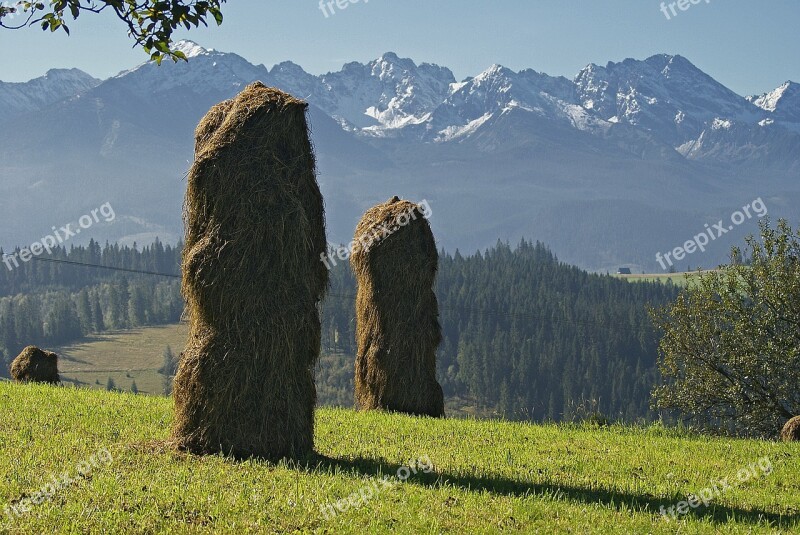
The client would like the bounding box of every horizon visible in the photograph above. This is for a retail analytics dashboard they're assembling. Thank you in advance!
[7,40,796,100]
[0,1,798,96]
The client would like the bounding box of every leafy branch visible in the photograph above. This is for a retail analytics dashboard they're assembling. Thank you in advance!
[0,0,226,63]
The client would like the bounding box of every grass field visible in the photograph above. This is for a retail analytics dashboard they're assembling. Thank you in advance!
[55,324,189,396]
[0,382,798,533]
[53,324,490,418]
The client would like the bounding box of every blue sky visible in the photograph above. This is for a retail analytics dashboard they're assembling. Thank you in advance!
[1,0,798,96]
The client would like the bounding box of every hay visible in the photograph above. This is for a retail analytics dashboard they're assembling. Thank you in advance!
[171,82,328,460]
[350,196,445,417]
[781,416,800,442]
[10,346,59,384]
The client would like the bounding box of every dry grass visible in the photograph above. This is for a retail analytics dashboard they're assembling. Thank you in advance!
[172,82,328,460]
[9,346,59,384]
[350,196,444,418]
[781,416,800,442]
[55,324,188,394]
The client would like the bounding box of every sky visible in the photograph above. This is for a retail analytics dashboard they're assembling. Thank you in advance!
[0,0,798,96]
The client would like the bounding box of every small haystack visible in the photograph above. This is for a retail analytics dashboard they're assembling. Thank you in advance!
[350,196,445,417]
[10,346,59,384]
[781,416,800,442]
[171,82,328,460]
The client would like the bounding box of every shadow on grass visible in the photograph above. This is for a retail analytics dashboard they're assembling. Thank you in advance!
[297,453,797,528]
[59,376,88,387]
[58,353,92,365]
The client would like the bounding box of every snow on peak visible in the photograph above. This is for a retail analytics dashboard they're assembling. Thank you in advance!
[0,68,100,121]
[747,81,798,112]
[174,40,209,58]
[477,64,512,80]
[746,81,800,125]
[711,118,733,130]
[573,53,759,145]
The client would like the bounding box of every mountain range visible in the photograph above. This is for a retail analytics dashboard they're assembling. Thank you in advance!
[1,40,798,272]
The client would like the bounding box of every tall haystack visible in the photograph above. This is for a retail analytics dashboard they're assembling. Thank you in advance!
[781,416,800,442]
[350,196,444,417]
[171,82,328,460]
[10,346,59,384]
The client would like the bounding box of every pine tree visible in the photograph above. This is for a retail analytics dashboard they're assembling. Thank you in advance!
[91,292,105,332]
[76,289,93,334]
[128,285,146,326]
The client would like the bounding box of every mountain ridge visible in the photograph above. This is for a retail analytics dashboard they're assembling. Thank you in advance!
[1,41,798,272]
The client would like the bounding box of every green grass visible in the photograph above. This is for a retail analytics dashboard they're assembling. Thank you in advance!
[1,383,797,533]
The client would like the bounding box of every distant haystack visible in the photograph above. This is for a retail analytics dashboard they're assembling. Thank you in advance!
[10,346,60,384]
[781,416,800,442]
[350,196,445,417]
[171,82,328,460]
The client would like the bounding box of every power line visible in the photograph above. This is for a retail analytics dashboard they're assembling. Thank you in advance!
[1,255,180,279]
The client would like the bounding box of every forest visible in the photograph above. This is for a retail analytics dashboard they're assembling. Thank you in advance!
[0,239,679,422]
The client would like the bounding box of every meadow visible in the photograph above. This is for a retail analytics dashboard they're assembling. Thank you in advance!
[0,382,797,533]
[55,324,189,396]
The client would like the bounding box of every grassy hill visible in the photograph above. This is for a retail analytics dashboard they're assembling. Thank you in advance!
[55,324,189,396]
[51,324,497,418]
[1,383,797,533]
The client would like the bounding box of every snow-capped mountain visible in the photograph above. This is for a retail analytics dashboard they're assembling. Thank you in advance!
[1,41,799,272]
[748,81,800,125]
[0,68,100,123]
[422,65,603,143]
[573,55,764,147]
[108,42,269,97]
[68,40,798,159]
[271,52,456,131]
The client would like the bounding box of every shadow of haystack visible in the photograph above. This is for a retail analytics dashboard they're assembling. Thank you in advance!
[299,454,798,529]
[10,346,60,384]
[171,82,328,460]
[781,416,800,442]
[350,196,444,417]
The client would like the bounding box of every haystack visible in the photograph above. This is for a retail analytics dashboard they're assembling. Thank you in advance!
[781,416,800,442]
[10,346,59,384]
[350,196,445,417]
[171,82,328,460]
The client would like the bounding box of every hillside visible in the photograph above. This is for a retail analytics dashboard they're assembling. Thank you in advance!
[55,324,188,396]
[1,241,680,423]
[0,383,797,533]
